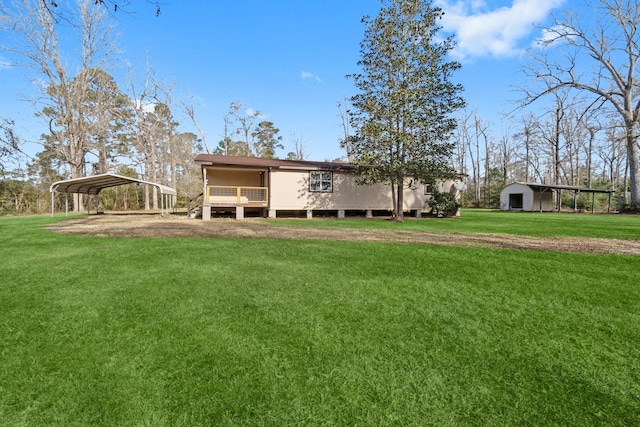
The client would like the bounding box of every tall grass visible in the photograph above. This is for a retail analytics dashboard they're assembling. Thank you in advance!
[1,214,639,425]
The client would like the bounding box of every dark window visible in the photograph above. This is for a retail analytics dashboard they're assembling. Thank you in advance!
[310,171,333,192]
[424,184,431,195]
[509,193,523,209]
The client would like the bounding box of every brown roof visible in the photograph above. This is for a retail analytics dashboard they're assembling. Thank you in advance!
[194,154,354,171]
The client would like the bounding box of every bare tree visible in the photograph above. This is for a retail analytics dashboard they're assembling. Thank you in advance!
[40,0,164,18]
[336,100,354,162]
[127,63,160,210]
[231,101,261,157]
[286,132,306,160]
[598,122,627,192]
[1,0,118,211]
[452,111,472,182]
[213,101,262,157]
[513,114,539,183]
[0,119,22,178]
[183,94,211,154]
[471,112,487,207]
[523,0,640,207]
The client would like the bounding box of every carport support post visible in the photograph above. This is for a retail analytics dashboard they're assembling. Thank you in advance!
[539,189,543,212]
[50,185,57,217]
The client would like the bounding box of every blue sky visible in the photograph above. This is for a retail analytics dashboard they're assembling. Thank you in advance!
[0,0,568,164]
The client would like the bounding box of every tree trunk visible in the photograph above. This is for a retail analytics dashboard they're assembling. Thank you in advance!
[625,123,640,206]
[395,181,404,222]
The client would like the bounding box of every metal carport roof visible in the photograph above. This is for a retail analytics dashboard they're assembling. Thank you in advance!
[518,182,615,195]
[50,173,177,216]
[510,182,614,213]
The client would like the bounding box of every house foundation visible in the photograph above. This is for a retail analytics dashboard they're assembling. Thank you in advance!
[236,206,244,219]
[202,205,211,221]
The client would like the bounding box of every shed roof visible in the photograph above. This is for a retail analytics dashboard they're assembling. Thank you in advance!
[50,173,177,196]
[509,182,614,194]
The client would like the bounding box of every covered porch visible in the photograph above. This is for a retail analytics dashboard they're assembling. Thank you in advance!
[201,164,270,219]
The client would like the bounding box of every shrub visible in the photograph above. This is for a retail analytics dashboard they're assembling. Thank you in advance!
[427,188,461,217]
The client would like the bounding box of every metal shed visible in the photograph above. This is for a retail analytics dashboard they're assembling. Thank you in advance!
[50,173,177,216]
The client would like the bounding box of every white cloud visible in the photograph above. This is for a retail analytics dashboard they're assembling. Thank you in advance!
[300,71,322,83]
[244,108,267,119]
[435,0,566,61]
[535,24,574,48]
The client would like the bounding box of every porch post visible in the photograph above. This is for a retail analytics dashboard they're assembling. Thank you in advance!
[236,206,244,219]
[202,205,211,220]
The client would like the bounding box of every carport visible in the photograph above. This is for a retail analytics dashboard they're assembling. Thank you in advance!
[500,182,615,213]
[530,183,615,213]
[50,173,177,216]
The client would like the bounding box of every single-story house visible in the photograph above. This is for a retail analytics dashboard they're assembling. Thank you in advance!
[194,154,464,219]
[500,182,615,212]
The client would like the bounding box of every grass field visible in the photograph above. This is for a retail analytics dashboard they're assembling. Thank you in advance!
[1,212,639,426]
[264,208,640,239]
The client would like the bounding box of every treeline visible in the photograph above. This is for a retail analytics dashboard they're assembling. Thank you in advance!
[451,101,631,212]
[0,1,307,215]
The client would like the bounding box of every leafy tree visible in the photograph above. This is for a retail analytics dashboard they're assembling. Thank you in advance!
[485,167,505,209]
[251,121,283,158]
[346,0,465,221]
[427,185,460,217]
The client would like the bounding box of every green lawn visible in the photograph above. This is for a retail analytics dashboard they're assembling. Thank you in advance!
[1,212,639,426]
[263,208,640,239]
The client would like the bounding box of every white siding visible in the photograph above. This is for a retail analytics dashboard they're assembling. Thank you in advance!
[500,183,554,211]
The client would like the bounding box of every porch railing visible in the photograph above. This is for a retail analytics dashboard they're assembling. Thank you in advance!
[206,186,268,204]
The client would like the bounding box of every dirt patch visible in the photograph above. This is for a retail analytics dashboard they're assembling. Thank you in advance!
[47,214,640,255]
